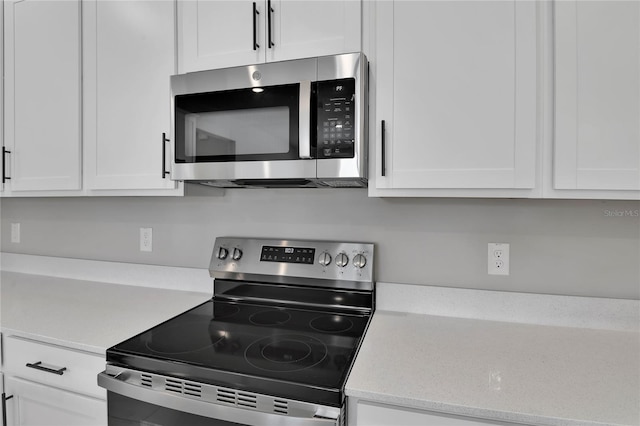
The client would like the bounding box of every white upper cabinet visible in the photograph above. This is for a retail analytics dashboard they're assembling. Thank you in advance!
[553,0,640,196]
[178,0,262,72]
[83,0,180,192]
[3,0,82,192]
[178,0,361,73]
[266,0,361,63]
[371,0,538,196]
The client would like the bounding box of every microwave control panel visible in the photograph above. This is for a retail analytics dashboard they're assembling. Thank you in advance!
[316,78,356,159]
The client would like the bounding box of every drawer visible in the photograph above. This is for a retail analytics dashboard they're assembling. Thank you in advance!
[3,335,106,400]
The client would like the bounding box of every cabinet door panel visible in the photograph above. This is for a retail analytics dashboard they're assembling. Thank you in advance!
[356,401,518,426]
[376,0,536,190]
[554,1,640,191]
[4,0,82,191]
[83,0,178,190]
[5,376,106,426]
[268,0,361,62]
[178,0,263,72]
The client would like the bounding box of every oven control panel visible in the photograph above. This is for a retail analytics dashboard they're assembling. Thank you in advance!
[210,237,374,290]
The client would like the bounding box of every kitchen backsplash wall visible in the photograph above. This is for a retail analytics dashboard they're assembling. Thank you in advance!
[1,189,638,299]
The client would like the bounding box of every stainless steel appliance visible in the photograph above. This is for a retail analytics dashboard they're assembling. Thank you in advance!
[98,237,374,425]
[169,53,368,188]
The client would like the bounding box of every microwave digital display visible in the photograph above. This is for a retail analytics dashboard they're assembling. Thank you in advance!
[260,246,315,264]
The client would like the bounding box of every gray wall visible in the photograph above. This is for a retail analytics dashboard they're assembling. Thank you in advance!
[1,188,639,299]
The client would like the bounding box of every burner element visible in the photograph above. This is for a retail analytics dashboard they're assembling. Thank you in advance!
[262,340,312,363]
[310,315,354,333]
[249,309,291,326]
[245,334,327,372]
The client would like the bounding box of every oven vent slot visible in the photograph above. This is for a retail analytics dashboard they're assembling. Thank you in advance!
[273,399,289,415]
[237,392,257,409]
[164,378,202,398]
[140,373,153,388]
[216,389,257,409]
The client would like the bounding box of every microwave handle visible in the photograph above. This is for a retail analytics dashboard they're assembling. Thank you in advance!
[299,80,312,159]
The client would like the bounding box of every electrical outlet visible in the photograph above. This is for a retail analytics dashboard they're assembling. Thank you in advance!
[140,227,153,252]
[11,223,20,243]
[488,243,509,275]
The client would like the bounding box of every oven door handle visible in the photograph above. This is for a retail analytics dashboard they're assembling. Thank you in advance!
[299,80,312,159]
[98,371,340,426]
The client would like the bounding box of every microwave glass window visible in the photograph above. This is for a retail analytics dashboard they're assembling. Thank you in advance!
[175,84,304,163]
[183,107,290,158]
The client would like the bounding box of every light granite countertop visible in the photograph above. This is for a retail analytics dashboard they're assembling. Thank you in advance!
[0,271,211,354]
[346,283,640,426]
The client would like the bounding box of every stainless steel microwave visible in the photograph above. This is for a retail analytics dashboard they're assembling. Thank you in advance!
[169,52,368,188]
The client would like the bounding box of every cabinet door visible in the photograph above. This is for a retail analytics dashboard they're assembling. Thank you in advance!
[267,0,361,62]
[356,401,517,426]
[178,0,263,72]
[1,2,5,193]
[3,0,82,191]
[554,1,640,192]
[83,0,179,191]
[375,1,537,191]
[1,373,4,425]
[4,376,106,426]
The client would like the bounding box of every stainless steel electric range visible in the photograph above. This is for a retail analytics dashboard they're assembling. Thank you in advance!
[98,237,374,426]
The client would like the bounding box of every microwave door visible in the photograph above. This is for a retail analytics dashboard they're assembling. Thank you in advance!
[171,80,316,182]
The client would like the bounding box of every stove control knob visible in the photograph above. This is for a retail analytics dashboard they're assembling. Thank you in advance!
[216,247,229,260]
[232,248,243,261]
[353,254,367,269]
[335,253,349,268]
[318,252,332,266]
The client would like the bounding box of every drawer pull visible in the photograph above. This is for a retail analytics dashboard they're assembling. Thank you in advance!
[26,361,67,375]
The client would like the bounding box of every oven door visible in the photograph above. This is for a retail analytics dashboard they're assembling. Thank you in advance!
[98,371,342,426]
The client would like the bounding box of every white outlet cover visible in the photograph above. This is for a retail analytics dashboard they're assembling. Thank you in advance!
[11,223,20,243]
[488,243,509,275]
[140,227,153,252]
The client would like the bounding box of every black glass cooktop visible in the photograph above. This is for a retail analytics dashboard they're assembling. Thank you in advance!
[107,300,370,407]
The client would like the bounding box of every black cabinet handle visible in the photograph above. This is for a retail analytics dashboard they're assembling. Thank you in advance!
[381,120,386,177]
[2,393,13,426]
[2,146,11,184]
[26,361,67,375]
[162,133,170,179]
[252,2,260,50]
[267,0,274,48]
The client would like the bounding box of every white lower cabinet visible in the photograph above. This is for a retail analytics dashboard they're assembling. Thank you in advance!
[353,400,522,426]
[4,377,106,426]
[1,372,5,425]
[2,336,106,426]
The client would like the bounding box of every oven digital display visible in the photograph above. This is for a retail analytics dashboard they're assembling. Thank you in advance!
[261,246,315,264]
